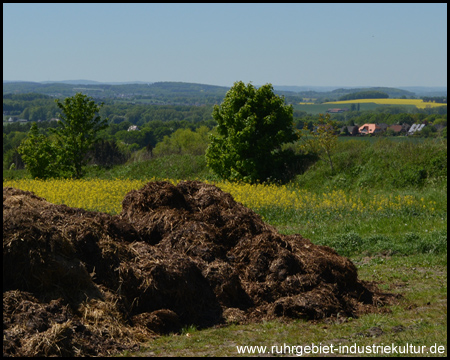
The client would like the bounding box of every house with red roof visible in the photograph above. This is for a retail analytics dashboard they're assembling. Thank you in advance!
[358,124,381,135]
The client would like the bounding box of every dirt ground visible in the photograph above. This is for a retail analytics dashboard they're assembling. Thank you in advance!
[3,181,394,357]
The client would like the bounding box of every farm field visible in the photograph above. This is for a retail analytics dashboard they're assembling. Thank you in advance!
[292,102,416,114]
[3,177,447,357]
[293,98,446,114]
[325,98,447,109]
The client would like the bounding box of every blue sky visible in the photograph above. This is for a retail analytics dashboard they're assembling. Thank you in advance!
[3,3,447,87]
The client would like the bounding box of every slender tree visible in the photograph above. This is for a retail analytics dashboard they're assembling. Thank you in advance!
[51,93,108,178]
[300,113,339,174]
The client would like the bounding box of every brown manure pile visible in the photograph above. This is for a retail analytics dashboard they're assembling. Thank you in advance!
[3,181,393,357]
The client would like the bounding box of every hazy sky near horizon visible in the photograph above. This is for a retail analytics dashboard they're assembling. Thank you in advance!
[3,3,447,88]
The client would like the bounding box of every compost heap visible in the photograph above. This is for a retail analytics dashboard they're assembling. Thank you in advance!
[3,181,392,357]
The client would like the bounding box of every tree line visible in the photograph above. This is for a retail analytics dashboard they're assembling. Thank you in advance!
[3,85,447,182]
[338,90,389,101]
[422,96,447,104]
[4,100,447,172]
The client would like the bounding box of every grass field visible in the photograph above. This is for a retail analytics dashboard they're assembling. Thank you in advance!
[3,138,447,357]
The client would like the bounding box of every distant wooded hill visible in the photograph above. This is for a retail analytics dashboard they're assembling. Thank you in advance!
[3,81,446,105]
[2,82,230,105]
[272,85,447,98]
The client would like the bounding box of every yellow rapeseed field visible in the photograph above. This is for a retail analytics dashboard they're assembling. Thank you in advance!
[3,178,435,219]
[3,178,149,214]
[325,98,446,109]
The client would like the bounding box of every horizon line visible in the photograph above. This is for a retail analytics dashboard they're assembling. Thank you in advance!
[3,80,447,89]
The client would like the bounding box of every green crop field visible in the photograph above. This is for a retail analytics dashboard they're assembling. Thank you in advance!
[293,102,417,114]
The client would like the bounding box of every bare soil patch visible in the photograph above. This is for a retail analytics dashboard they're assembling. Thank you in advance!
[3,181,394,356]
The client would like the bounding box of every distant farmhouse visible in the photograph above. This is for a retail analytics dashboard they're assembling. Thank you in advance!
[326,108,348,113]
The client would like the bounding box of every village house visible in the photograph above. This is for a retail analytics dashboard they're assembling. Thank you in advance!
[358,123,382,135]
[340,125,359,135]
[377,123,389,132]
[388,124,410,135]
[337,123,425,136]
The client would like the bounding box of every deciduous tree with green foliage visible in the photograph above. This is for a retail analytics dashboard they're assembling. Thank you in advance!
[51,93,109,178]
[18,122,60,179]
[154,126,210,156]
[18,93,108,179]
[205,81,299,183]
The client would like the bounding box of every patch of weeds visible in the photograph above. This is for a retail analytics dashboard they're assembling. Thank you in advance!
[181,324,198,336]
[364,234,418,256]
[357,313,390,331]
[414,230,447,255]
[320,231,362,257]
